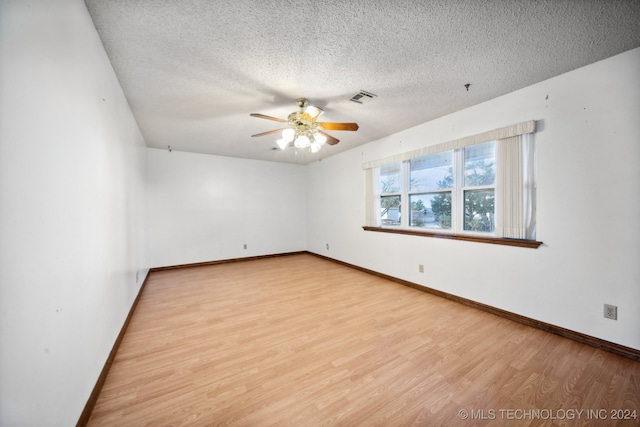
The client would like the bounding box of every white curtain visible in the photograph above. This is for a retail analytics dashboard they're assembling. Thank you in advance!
[495,134,535,239]
[364,168,379,227]
[523,134,536,240]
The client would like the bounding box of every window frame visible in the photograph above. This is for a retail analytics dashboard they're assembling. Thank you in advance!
[363,120,541,247]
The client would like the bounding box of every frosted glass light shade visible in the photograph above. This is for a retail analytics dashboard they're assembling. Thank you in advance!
[276,139,288,150]
[314,133,327,146]
[282,128,295,142]
[304,105,323,120]
[294,135,311,148]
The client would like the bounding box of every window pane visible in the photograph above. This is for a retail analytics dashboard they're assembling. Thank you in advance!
[410,151,453,191]
[380,163,401,193]
[465,141,495,187]
[410,193,451,229]
[464,189,495,232]
[380,195,401,226]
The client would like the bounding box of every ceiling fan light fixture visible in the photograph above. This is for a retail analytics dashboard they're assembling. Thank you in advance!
[310,141,321,153]
[282,128,295,142]
[304,105,323,120]
[251,98,359,154]
[294,135,311,148]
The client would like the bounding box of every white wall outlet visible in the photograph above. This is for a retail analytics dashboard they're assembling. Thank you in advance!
[604,304,617,320]
[243,244,247,249]
[326,243,330,250]
[418,264,424,273]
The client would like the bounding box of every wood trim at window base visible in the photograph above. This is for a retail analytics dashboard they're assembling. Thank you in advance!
[362,226,543,248]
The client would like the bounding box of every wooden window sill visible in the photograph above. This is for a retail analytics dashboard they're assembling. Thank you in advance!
[362,226,543,248]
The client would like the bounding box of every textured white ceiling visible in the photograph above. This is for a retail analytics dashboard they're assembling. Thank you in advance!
[85,0,640,164]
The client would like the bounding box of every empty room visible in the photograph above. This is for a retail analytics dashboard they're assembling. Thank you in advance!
[1,0,639,426]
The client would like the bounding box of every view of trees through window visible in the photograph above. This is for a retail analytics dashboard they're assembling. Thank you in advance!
[463,142,495,232]
[409,151,452,229]
[380,163,401,225]
[379,141,496,233]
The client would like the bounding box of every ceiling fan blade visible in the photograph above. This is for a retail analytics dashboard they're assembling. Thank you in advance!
[318,122,359,131]
[318,130,340,145]
[250,113,288,123]
[251,129,286,137]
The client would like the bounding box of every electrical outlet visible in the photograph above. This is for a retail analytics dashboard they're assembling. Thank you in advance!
[326,243,330,250]
[243,244,247,250]
[604,304,617,320]
[136,272,139,283]
[418,264,424,273]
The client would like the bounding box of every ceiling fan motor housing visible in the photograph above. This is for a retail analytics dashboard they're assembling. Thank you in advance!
[288,111,319,134]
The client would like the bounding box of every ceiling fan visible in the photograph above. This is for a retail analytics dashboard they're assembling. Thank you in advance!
[250,98,359,152]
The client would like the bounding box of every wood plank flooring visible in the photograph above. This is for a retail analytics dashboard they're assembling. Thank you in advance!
[88,254,640,426]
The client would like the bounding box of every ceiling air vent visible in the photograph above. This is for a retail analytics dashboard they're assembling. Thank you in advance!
[349,90,377,104]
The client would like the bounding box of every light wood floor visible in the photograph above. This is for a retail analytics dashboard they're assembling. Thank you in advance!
[88,254,640,426]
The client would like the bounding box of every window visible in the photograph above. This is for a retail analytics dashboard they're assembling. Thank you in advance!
[364,121,537,242]
[463,141,495,233]
[379,142,496,234]
[379,163,401,225]
[409,151,453,229]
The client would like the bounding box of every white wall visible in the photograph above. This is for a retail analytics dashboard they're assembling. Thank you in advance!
[0,0,637,423]
[146,149,307,267]
[307,47,640,351]
[0,0,148,425]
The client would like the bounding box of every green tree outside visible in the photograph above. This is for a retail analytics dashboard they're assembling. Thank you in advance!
[428,159,495,231]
